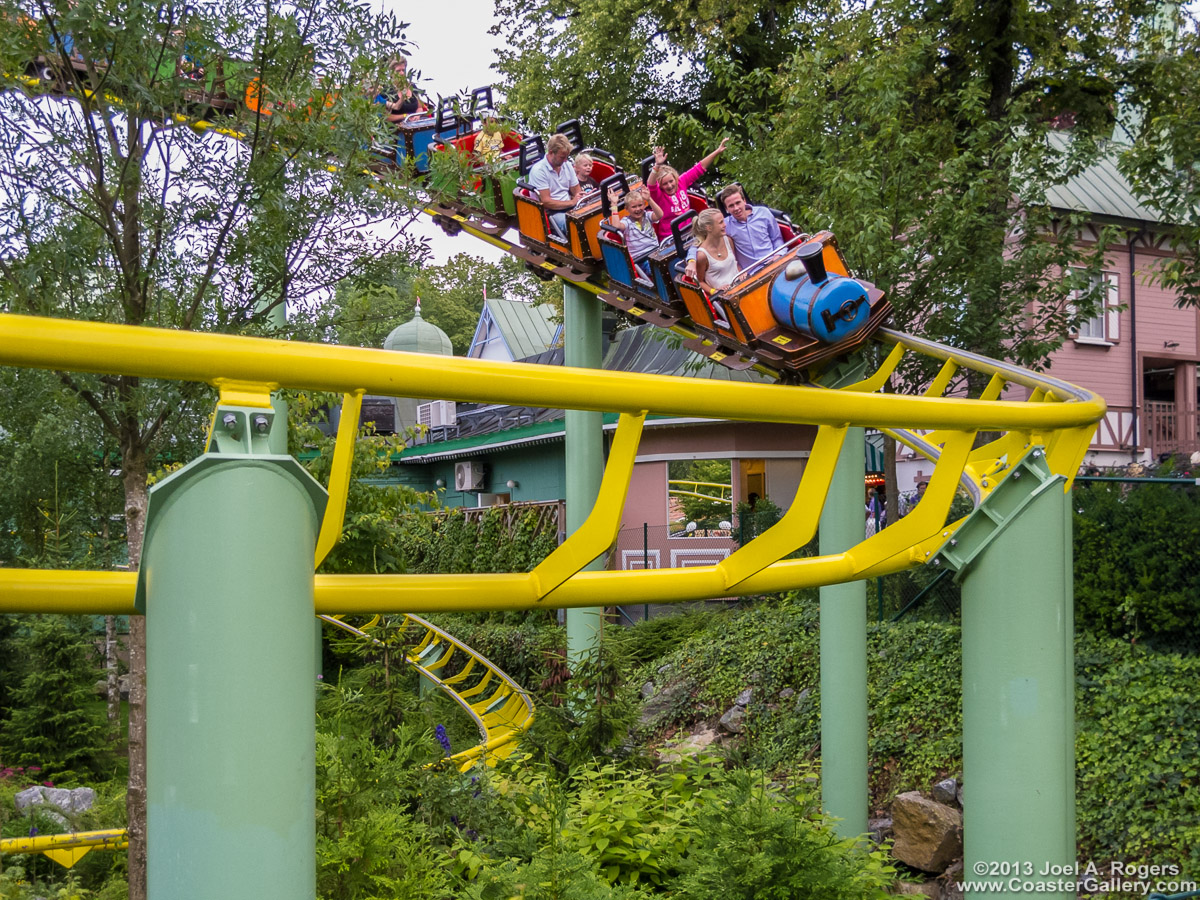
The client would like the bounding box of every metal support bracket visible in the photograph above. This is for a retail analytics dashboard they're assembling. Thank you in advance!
[932,447,1065,582]
[209,405,279,456]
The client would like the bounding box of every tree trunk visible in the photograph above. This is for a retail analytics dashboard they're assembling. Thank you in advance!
[122,444,149,900]
[884,433,900,525]
[105,615,120,730]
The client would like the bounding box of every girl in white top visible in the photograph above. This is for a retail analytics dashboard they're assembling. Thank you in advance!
[693,209,739,293]
[690,209,736,328]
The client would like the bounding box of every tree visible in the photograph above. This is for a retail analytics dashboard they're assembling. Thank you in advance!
[1118,9,1200,306]
[0,615,111,783]
[492,0,808,170]
[0,0,426,893]
[0,368,128,568]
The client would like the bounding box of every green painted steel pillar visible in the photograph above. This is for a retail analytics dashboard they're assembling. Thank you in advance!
[137,405,326,900]
[564,281,605,663]
[818,426,868,838]
[953,453,1074,899]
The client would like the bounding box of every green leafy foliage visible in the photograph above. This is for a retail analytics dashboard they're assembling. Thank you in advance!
[397,507,560,577]
[1073,482,1200,644]
[461,758,891,899]
[315,675,454,900]
[525,644,641,771]
[0,616,112,783]
[1074,632,1200,869]
[1118,15,1200,306]
[669,771,894,900]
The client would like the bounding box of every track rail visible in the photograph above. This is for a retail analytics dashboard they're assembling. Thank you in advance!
[0,312,1104,621]
[320,614,534,771]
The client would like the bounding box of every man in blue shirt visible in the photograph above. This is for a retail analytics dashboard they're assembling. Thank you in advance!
[684,183,785,280]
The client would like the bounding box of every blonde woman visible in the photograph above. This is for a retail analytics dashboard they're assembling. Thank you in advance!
[690,208,736,327]
[692,209,739,293]
[646,138,727,238]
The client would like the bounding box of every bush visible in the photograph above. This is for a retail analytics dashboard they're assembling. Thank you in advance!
[1073,482,1200,645]
[1074,632,1200,868]
[669,771,894,900]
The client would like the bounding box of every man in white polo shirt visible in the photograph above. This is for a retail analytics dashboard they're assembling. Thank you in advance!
[528,133,581,239]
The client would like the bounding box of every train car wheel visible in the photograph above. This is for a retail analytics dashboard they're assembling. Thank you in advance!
[432,214,463,237]
[525,263,555,282]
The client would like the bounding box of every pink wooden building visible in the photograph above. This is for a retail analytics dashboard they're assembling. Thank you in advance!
[897,146,1195,487]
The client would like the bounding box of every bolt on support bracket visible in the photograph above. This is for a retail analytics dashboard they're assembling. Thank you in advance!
[209,405,278,456]
[931,447,1066,582]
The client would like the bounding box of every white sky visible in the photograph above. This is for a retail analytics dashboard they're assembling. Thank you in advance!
[379,0,509,266]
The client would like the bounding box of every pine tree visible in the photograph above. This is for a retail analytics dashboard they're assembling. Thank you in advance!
[1,616,110,783]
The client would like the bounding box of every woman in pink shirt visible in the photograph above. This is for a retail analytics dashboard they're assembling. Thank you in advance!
[646,138,728,239]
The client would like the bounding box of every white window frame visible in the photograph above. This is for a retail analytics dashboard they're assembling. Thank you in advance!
[1069,270,1120,346]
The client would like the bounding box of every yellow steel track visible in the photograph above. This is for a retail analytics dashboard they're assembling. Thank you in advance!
[320,614,534,771]
[0,312,1104,621]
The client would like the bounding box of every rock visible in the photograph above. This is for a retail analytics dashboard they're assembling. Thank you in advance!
[640,681,655,700]
[638,682,683,727]
[956,781,964,807]
[897,881,941,899]
[718,704,747,734]
[15,786,96,826]
[867,816,893,844]
[657,664,671,675]
[891,791,962,873]
[735,687,753,707]
[657,725,719,763]
[939,860,965,900]
[779,687,795,700]
[932,778,958,806]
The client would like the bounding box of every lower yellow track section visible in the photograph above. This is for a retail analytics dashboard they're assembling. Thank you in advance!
[320,614,534,771]
[0,828,128,869]
[0,614,533,869]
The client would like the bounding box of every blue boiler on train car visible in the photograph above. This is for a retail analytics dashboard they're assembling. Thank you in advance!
[769,241,872,343]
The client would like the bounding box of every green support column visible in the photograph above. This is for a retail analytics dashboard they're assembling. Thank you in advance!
[564,281,604,664]
[137,406,326,900]
[819,426,868,838]
[948,451,1074,899]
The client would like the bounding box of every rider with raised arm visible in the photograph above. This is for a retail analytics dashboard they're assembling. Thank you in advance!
[646,138,727,239]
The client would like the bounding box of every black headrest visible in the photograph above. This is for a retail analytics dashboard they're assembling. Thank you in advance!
[555,118,585,152]
[518,135,545,177]
[670,209,699,258]
[599,173,632,217]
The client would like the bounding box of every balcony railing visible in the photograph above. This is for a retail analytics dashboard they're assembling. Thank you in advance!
[1144,400,1200,458]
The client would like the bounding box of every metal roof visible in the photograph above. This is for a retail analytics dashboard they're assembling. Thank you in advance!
[1042,132,1166,225]
[479,298,557,361]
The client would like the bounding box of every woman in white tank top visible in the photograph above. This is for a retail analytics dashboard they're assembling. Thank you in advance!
[692,209,740,293]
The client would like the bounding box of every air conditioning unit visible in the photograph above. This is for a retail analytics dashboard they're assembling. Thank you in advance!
[418,400,457,429]
[454,460,485,492]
